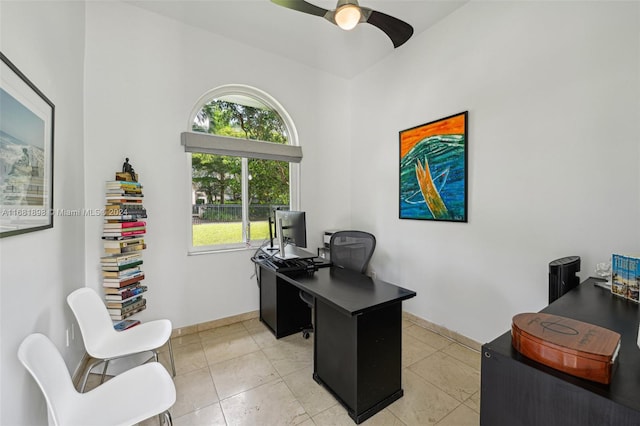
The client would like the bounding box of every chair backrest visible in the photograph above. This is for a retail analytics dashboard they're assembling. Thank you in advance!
[67,287,117,355]
[18,333,78,426]
[330,230,376,274]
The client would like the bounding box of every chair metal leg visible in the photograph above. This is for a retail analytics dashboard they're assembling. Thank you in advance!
[80,365,93,393]
[151,346,175,378]
[167,338,176,377]
[80,359,105,392]
[159,410,172,425]
[99,359,110,384]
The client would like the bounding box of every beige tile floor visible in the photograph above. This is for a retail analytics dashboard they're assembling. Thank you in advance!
[87,316,481,425]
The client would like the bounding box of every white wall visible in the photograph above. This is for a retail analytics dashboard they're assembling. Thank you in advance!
[351,1,640,343]
[83,1,352,328]
[0,1,86,425]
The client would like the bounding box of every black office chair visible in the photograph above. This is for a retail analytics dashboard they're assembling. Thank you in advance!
[300,230,376,339]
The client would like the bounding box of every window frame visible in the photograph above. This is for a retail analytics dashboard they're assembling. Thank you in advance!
[186,84,300,254]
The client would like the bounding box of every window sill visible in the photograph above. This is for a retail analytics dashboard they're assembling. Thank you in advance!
[187,242,265,256]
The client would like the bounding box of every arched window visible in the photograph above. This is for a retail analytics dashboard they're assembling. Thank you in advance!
[183,85,301,252]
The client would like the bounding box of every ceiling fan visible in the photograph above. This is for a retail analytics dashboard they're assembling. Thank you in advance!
[271,0,414,48]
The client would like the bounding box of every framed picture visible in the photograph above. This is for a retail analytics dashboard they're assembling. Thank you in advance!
[0,52,55,238]
[399,111,468,222]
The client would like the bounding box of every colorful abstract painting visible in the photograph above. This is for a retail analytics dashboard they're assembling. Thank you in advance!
[399,112,468,222]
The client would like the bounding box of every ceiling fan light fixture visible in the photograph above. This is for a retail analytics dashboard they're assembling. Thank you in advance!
[270,0,413,48]
[334,4,361,31]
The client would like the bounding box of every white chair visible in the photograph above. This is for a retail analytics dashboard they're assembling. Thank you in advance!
[18,333,176,426]
[67,287,176,392]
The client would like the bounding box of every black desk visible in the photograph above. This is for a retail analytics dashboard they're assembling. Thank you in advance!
[256,260,416,424]
[481,277,640,425]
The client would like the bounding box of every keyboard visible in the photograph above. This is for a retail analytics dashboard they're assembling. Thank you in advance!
[261,257,317,277]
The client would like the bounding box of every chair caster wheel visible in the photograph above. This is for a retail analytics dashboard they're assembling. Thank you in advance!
[303,331,310,339]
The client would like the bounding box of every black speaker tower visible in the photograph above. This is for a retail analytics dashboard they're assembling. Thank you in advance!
[549,256,581,304]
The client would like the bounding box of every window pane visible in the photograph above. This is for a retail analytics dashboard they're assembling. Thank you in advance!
[192,153,242,247]
[248,158,289,243]
[190,92,293,250]
[193,97,288,144]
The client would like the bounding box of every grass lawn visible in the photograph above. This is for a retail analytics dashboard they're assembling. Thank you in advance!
[192,220,270,246]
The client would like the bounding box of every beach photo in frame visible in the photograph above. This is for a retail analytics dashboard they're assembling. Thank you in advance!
[0,52,54,238]
[399,111,467,222]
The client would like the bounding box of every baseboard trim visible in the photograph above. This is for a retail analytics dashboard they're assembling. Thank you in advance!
[403,311,481,352]
[170,310,260,339]
[171,309,480,352]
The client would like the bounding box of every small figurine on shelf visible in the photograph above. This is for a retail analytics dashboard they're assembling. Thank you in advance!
[122,158,137,182]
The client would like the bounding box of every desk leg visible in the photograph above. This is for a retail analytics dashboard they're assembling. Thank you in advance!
[314,300,403,424]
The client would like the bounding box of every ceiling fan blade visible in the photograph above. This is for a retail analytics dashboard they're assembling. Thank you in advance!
[270,0,329,18]
[364,8,414,48]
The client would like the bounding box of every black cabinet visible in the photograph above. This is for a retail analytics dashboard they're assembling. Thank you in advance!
[314,300,403,423]
[259,267,310,338]
[481,278,640,425]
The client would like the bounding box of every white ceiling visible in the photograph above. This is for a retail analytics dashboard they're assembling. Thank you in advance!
[125,0,468,78]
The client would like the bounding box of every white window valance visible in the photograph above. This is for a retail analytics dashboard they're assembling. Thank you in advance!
[181,132,303,163]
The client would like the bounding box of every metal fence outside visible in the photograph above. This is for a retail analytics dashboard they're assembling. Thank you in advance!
[192,204,289,224]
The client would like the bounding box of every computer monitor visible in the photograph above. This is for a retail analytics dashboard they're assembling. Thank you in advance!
[275,210,306,259]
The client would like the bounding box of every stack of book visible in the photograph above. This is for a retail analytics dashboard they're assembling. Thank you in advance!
[611,254,640,302]
[103,220,146,239]
[104,180,147,221]
[101,171,148,322]
[103,237,146,254]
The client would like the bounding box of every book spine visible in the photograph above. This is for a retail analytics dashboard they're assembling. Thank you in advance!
[106,179,142,186]
[102,230,146,238]
[103,283,147,295]
[103,221,146,229]
[102,267,142,278]
[103,270,144,281]
[104,243,146,254]
[113,319,141,331]
[100,253,142,263]
[103,215,148,221]
[100,260,144,271]
[105,287,147,300]
[109,304,147,320]
[103,238,144,246]
[103,274,145,288]
[107,298,146,315]
[106,295,144,309]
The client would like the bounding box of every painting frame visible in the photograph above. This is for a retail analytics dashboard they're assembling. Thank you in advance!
[0,52,55,238]
[399,111,468,223]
